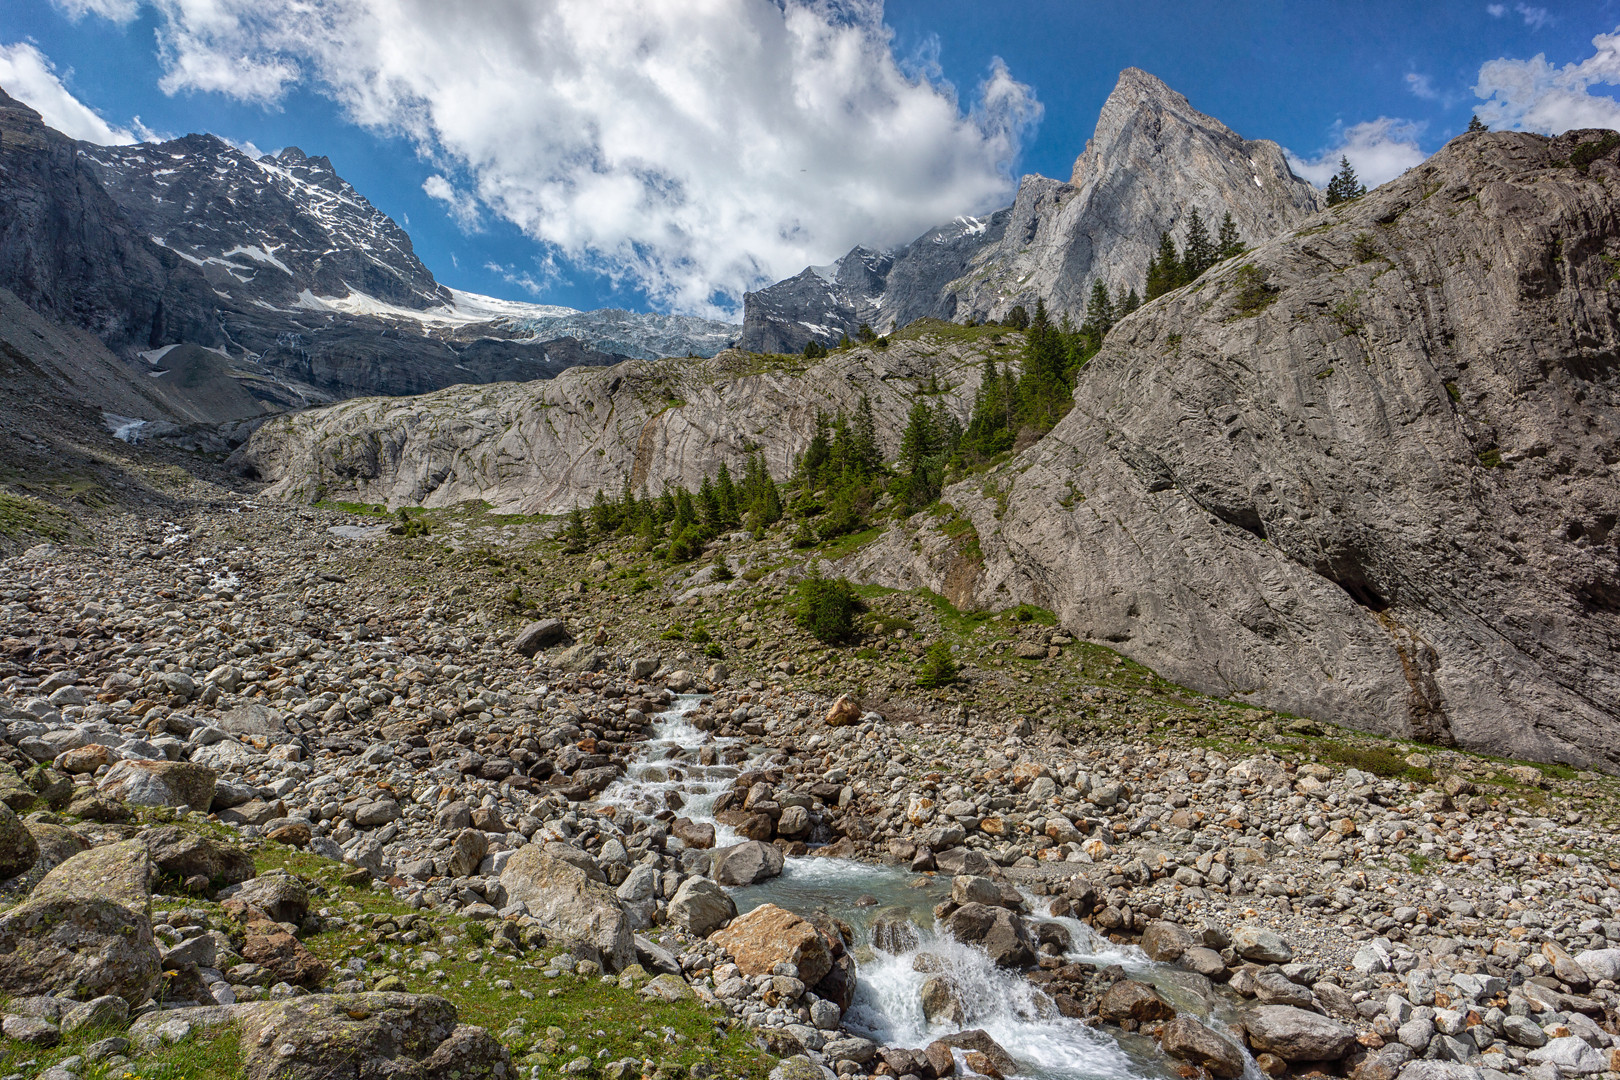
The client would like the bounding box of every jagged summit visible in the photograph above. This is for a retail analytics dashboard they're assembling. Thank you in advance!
[740,67,1324,353]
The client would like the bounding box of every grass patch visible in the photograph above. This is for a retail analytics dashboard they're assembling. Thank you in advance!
[817,526,882,562]
[251,847,774,1079]
[0,490,77,543]
[889,318,1026,347]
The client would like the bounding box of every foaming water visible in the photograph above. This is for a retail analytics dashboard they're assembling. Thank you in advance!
[597,697,1231,1080]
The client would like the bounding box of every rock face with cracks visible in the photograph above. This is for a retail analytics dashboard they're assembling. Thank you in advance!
[850,129,1620,768]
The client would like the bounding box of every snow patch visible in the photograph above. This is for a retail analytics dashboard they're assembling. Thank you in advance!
[103,413,149,443]
[221,244,294,274]
[139,344,180,365]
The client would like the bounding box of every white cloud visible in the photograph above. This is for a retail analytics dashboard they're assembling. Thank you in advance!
[0,41,139,144]
[1516,4,1553,29]
[1474,28,1620,133]
[1406,73,1438,100]
[422,174,481,232]
[1287,117,1430,191]
[69,0,1039,316]
[51,0,141,22]
[1487,4,1506,16]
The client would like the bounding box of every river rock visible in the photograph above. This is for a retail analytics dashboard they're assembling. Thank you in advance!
[667,877,735,937]
[97,760,217,812]
[709,904,832,985]
[924,1029,1018,1078]
[672,817,715,849]
[712,840,784,886]
[920,974,965,1026]
[1098,980,1177,1023]
[234,992,510,1080]
[1161,1015,1247,1078]
[870,907,920,954]
[499,845,633,972]
[946,903,1035,968]
[1140,919,1195,962]
[1233,926,1293,964]
[1245,1005,1357,1061]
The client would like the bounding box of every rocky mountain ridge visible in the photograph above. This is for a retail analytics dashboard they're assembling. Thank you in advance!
[847,128,1620,769]
[239,324,1011,514]
[741,68,1322,353]
[0,87,737,418]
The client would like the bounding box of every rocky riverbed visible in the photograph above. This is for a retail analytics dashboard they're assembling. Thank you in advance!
[0,494,1616,1080]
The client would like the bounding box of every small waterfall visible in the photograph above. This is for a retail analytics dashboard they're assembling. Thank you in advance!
[600,696,1243,1080]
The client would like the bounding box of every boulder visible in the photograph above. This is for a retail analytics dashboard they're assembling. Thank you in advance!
[946,903,1035,968]
[224,874,309,925]
[1526,1036,1608,1075]
[710,904,833,985]
[951,875,1004,907]
[0,894,160,1006]
[448,828,488,879]
[66,791,131,823]
[824,694,861,727]
[0,764,40,810]
[140,826,256,888]
[512,619,570,657]
[667,877,736,937]
[870,907,921,954]
[1574,948,1620,984]
[57,745,114,776]
[671,817,715,849]
[32,840,154,913]
[551,643,608,673]
[25,822,86,874]
[499,845,633,972]
[1141,919,1196,962]
[0,801,40,878]
[1245,1005,1357,1061]
[238,920,327,988]
[920,974,965,1026]
[1233,926,1294,964]
[98,760,217,812]
[924,1030,1017,1078]
[1161,1015,1247,1078]
[712,840,785,886]
[1098,980,1177,1023]
[235,992,510,1080]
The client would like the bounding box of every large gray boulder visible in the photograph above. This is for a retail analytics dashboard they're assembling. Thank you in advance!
[1245,1005,1357,1061]
[1161,1015,1247,1078]
[666,877,736,937]
[0,801,40,878]
[499,846,633,972]
[712,841,785,887]
[512,619,570,657]
[98,759,217,812]
[234,992,510,1080]
[0,841,161,1006]
[945,903,1035,969]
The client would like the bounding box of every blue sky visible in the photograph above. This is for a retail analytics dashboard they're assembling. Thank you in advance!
[3,0,1619,318]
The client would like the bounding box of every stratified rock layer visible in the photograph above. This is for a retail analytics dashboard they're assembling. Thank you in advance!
[863,129,1620,767]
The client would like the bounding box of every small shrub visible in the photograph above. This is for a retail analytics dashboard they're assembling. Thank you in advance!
[712,556,734,582]
[704,643,725,659]
[795,571,861,644]
[1231,265,1279,317]
[1565,131,1620,173]
[691,627,712,644]
[1351,232,1379,263]
[660,627,685,641]
[915,642,959,689]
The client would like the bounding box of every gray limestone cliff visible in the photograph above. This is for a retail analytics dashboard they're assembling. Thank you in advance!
[843,129,1620,769]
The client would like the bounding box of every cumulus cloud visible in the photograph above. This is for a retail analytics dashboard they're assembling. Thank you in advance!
[77,0,1040,316]
[0,41,139,144]
[1474,28,1620,133]
[1406,73,1438,100]
[1287,117,1429,191]
[51,0,141,22]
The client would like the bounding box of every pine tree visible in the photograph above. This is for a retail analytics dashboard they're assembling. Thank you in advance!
[1081,278,1115,351]
[1325,156,1367,206]
[1467,114,1488,133]
[1120,288,1141,316]
[1216,211,1245,261]
[1144,231,1183,300]
[1003,305,1030,331]
[1183,208,1216,280]
[714,461,738,525]
[851,395,880,473]
[856,323,877,343]
[802,339,827,359]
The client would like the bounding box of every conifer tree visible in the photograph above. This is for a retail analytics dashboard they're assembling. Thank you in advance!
[1183,208,1216,280]
[1120,288,1141,316]
[1325,156,1367,206]
[1467,114,1488,133]
[1216,211,1245,260]
[1144,231,1183,300]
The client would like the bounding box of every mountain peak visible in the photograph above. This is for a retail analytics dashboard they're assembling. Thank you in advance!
[1073,68,1240,184]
